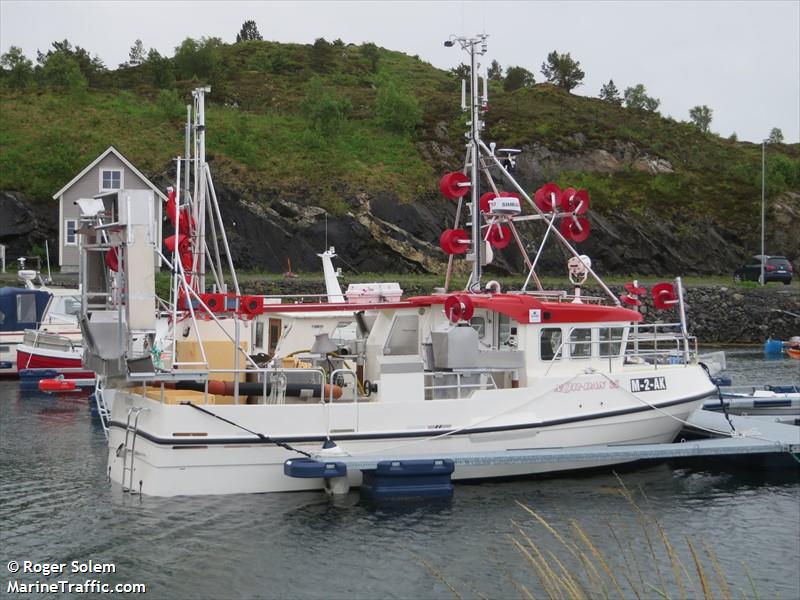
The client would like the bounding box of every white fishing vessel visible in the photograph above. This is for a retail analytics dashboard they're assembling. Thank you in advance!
[79,39,716,497]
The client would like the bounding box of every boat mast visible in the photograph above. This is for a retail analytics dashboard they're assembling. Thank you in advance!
[446,34,488,292]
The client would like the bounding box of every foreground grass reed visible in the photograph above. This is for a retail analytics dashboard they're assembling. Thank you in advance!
[407,475,761,600]
[504,476,757,600]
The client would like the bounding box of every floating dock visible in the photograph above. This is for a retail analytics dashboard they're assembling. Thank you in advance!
[286,410,799,498]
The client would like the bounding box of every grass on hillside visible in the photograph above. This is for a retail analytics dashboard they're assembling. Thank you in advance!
[1,38,798,247]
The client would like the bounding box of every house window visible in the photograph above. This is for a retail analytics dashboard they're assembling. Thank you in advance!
[65,220,78,246]
[100,169,122,191]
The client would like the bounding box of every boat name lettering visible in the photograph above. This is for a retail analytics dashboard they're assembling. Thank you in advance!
[630,377,667,393]
[554,379,619,393]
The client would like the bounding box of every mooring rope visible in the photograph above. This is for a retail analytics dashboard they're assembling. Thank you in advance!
[181,401,312,457]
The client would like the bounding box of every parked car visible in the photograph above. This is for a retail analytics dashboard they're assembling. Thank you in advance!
[734,255,793,284]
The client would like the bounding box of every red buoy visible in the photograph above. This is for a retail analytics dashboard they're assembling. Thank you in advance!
[439,229,470,255]
[439,172,471,200]
[620,294,642,307]
[444,294,474,323]
[560,217,591,242]
[652,282,678,310]
[561,188,590,214]
[105,247,119,272]
[479,192,498,213]
[534,183,561,212]
[486,224,512,249]
[39,378,78,392]
[624,282,648,296]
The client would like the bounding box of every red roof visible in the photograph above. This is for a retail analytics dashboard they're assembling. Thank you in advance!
[259,293,641,325]
[406,293,642,324]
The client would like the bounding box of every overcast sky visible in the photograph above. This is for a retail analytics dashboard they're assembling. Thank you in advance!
[1,0,798,143]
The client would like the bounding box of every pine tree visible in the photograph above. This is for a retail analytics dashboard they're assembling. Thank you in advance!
[487,60,503,81]
[128,39,145,66]
[599,79,621,105]
[540,50,584,92]
[236,20,262,43]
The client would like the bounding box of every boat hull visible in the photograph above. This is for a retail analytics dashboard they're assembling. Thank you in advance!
[106,366,713,496]
[16,346,93,379]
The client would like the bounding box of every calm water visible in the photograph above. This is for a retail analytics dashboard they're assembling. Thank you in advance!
[1,348,798,599]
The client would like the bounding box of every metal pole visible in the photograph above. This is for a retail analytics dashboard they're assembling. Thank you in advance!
[184,105,191,203]
[469,40,481,291]
[760,140,766,286]
[197,88,208,293]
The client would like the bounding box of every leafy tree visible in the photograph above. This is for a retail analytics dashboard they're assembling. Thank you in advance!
[688,105,713,133]
[624,84,660,112]
[375,75,422,134]
[449,63,470,79]
[0,46,34,88]
[145,48,174,88]
[40,52,87,92]
[36,39,103,81]
[128,39,145,66]
[728,132,738,142]
[362,42,379,73]
[487,60,503,81]
[540,50,584,91]
[173,37,223,80]
[236,20,262,42]
[768,127,784,144]
[503,65,535,92]
[302,75,350,135]
[599,79,621,105]
[310,37,334,72]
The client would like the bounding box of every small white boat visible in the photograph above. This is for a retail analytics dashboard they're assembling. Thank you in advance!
[704,385,800,418]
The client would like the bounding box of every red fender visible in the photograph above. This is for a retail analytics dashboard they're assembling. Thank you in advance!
[444,294,474,323]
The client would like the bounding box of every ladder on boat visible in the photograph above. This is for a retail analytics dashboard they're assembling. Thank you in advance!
[121,407,146,494]
[93,379,110,439]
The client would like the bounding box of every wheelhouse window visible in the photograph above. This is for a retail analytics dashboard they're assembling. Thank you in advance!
[267,318,281,356]
[100,169,122,191]
[599,327,624,357]
[384,314,419,355]
[540,328,563,361]
[470,316,486,339]
[569,328,592,359]
[16,294,37,323]
[65,220,77,246]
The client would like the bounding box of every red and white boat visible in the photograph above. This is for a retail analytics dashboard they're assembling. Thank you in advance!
[78,42,717,497]
[16,329,93,381]
[0,271,83,376]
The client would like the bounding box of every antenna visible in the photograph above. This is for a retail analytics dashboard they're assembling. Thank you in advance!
[44,240,52,283]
